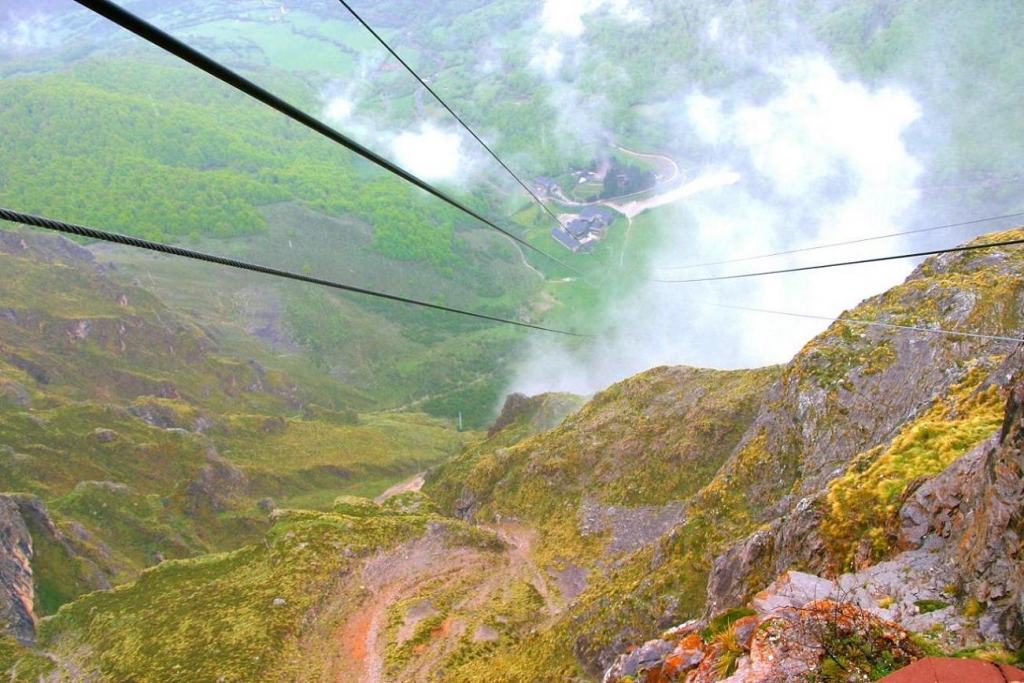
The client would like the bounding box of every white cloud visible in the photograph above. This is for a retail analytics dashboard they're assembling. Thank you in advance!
[321,83,473,184]
[718,58,923,199]
[540,0,591,38]
[511,55,926,395]
[529,45,564,78]
[706,16,722,44]
[0,14,61,52]
[323,95,355,125]
[391,124,465,182]
[538,0,647,37]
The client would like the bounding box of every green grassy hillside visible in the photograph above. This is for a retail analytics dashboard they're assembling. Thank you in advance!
[0,227,471,618]
[0,53,586,427]
[2,500,505,682]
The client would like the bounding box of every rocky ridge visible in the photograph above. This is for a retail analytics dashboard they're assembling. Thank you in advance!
[426,229,1024,679]
[604,351,1024,681]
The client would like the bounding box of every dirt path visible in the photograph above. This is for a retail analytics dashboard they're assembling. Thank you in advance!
[612,143,681,184]
[323,531,495,683]
[510,239,547,280]
[384,372,491,414]
[606,169,742,219]
[373,472,426,504]
[322,522,560,681]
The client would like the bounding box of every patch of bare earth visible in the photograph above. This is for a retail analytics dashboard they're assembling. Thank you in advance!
[320,522,561,682]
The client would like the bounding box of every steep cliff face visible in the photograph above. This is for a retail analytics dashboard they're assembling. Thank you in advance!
[0,496,36,646]
[702,230,1024,614]
[0,493,111,646]
[603,353,1024,682]
[958,362,1024,647]
[894,350,1024,647]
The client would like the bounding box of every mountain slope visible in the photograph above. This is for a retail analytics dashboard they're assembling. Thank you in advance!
[0,227,469,632]
[429,228,1024,679]
[1,229,1021,680]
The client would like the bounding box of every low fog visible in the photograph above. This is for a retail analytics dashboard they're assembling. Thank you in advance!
[511,54,923,395]
[508,0,1010,397]
[317,0,1015,398]
[322,88,480,184]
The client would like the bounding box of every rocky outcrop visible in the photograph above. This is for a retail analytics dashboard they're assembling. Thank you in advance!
[596,238,1024,679]
[487,391,584,440]
[892,351,1024,648]
[703,495,829,620]
[580,498,687,557]
[604,581,921,683]
[700,239,1024,627]
[0,494,117,645]
[185,449,250,515]
[0,495,37,645]
[957,360,1024,648]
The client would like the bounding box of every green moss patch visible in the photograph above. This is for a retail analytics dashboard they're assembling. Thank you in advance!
[822,364,1005,571]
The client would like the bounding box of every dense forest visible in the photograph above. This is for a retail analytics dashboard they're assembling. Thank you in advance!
[0,59,466,267]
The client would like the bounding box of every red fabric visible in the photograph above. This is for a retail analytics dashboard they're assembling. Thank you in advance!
[879,657,1024,683]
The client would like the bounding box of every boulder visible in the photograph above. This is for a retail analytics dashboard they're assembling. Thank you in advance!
[751,571,837,614]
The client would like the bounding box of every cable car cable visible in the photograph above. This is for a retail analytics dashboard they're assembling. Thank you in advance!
[0,207,589,337]
[72,0,591,282]
[335,0,597,255]
[658,211,1024,272]
[654,236,1024,283]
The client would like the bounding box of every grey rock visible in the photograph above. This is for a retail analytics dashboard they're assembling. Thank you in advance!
[579,497,687,557]
[0,496,37,645]
[551,563,589,603]
[751,571,837,613]
[185,454,249,515]
[601,637,673,683]
[0,381,30,407]
[704,494,827,619]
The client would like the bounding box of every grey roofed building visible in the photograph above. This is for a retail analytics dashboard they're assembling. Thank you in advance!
[580,206,614,224]
[551,226,580,251]
[535,176,558,192]
[565,219,591,238]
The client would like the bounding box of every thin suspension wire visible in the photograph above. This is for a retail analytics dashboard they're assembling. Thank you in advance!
[0,207,588,337]
[334,0,600,256]
[655,236,1024,283]
[694,300,1022,344]
[659,211,1024,271]
[72,0,590,282]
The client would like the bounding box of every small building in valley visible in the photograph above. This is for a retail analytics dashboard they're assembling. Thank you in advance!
[550,206,616,252]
